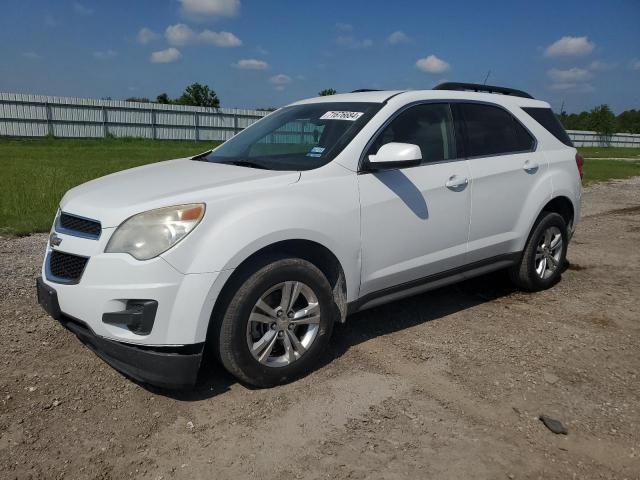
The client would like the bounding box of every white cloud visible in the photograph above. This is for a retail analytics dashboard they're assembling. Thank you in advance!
[137,27,159,45]
[547,67,592,83]
[93,49,117,59]
[256,46,269,55]
[588,60,615,71]
[387,31,411,45]
[335,23,353,32]
[233,59,269,70]
[23,51,41,60]
[416,55,450,73]
[199,30,242,47]
[544,36,595,58]
[547,67,594,93]
[549,83,594,93]
[270,74,292,85]
[165,24,241,47]
[151,47,182,63]
[179,0,240,18]
[44,14,57,27]
[73,2,93,15]
[166,23,196,46]
[629,59,640,71]
[336,36,373,49]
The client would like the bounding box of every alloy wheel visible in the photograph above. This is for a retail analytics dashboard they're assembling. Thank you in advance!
[535,226,563,279]
[246,281,321,367]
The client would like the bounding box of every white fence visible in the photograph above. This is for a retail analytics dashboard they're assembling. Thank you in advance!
[0,92,269,142]
[567,130,640,148]
[1,92,639,148]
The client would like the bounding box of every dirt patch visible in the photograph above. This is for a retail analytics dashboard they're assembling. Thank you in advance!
[1,178,639,479]
[567,262,587,271]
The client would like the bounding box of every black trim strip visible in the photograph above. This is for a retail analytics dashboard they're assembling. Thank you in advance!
[348,252,520,313]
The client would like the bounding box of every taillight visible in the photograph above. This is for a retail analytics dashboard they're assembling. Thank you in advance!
[575,153,584,180]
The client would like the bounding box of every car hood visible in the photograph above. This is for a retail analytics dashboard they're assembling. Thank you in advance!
[60,158,301,228]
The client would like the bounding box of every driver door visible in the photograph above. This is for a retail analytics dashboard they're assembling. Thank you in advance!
[357,103,471,297]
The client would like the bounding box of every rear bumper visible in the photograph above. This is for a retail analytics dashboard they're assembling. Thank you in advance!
[37,277,203,389]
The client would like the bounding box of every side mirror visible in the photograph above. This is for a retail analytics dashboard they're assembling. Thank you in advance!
[367,142,422,170]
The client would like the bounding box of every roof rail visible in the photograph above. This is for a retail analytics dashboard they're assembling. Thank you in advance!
[351,89,382,93]
[433,82,534,99]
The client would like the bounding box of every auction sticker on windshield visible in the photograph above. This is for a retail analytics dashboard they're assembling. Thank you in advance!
[319,111,364,121]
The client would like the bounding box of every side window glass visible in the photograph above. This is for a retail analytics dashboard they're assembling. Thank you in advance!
[368,103,456,163]
[460,103,534,157]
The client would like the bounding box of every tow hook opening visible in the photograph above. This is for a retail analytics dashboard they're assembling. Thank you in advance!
[102,300,158,335]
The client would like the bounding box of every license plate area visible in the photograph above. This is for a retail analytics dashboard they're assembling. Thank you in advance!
[36,277,62,320]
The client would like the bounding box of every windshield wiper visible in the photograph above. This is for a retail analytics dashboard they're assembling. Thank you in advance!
[216,159,268,170]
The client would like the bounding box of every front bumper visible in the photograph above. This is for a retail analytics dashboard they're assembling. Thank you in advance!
[37,277,203,389]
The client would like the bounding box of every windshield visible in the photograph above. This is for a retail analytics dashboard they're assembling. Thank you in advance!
[200,102,381,171]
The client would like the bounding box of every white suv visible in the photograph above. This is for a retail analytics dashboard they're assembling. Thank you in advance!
[37,83,583,388]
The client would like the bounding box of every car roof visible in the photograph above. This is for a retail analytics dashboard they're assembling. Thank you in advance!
[290,89,550,109]
[290,90,405,105]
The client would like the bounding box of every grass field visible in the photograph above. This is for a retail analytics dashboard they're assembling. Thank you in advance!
[582,158,640,185]
[1,138,639,235]
[578,147,640,159]
[0,138,217,235]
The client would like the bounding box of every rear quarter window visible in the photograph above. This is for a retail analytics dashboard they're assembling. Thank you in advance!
[522,107,574,147]
[459,103,535,157]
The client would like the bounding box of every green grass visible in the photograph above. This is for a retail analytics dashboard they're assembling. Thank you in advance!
[582,158,640,185]
[578,147,640,159]
[1,138,640,235]
[0,137,217,235]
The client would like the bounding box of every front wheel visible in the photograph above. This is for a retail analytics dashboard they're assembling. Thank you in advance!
[215,258,335,387]
[510,212,568,291]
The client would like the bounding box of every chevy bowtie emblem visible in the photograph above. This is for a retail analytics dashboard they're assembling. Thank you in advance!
[50,233,62,247]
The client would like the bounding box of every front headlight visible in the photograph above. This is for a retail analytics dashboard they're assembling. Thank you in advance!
[105,204,205,260]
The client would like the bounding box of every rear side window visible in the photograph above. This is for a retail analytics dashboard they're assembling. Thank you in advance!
[458,103,535,157]
[522,107,574,147]
[367,103,456,163]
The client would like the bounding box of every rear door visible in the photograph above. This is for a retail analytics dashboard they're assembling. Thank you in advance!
[453,102,545,262]
[358,103,472,297]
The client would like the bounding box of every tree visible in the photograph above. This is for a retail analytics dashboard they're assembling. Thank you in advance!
[175,83,220,108]
[318,88,337,96]
[617,109,640,134]
[126,97,150,103]
[156,93,171,104]
[589,104,616,138]
[558,106,640,134]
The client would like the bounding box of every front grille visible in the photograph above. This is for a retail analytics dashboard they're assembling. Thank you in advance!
[48,251,89,283]
[59,212,101,238]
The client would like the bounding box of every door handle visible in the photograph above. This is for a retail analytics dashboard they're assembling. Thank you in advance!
[445,175,469,190]
[523,160,539,173]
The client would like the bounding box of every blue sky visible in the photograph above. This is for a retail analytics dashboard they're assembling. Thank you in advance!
[1,0,639,113]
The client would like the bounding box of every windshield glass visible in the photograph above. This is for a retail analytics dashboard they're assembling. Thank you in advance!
[200,102,381,171]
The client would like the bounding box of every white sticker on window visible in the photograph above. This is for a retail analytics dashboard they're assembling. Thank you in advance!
[319,111,364,121]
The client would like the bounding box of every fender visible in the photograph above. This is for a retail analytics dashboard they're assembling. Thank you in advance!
[162,162,362,301]
[511,166,554,252]
[517,155,581,251]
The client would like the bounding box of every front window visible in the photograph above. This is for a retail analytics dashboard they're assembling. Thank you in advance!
[366,103,457,163]
[200,102,381,171]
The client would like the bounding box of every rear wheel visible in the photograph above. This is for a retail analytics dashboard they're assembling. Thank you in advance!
[216,258,335,387]
[510,212,568,291]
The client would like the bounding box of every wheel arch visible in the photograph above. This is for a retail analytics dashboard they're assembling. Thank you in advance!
[541,195,575,230]
[205,239,349,350]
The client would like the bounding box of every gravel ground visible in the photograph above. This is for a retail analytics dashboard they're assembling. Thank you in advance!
[1,178,639,480]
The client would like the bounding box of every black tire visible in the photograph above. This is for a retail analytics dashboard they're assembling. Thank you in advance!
[510,212,568,292]
[215,257,336,388]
